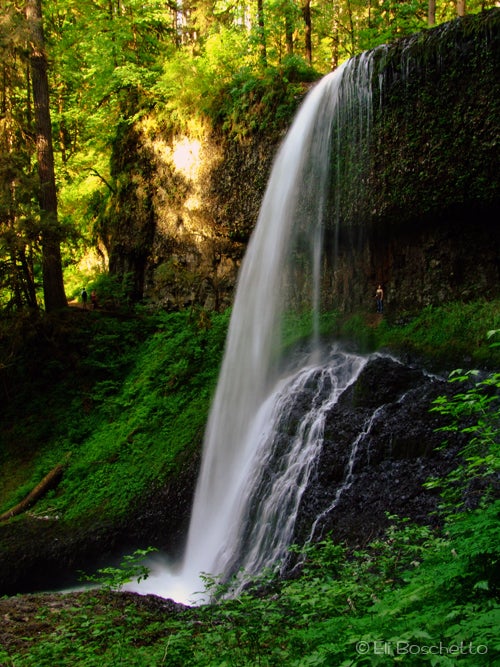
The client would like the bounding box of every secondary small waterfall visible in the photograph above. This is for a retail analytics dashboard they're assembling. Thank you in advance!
[128,52,378,604]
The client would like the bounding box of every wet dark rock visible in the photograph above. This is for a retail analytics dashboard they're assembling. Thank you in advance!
[348,356,424,408]
[292,356,466,549]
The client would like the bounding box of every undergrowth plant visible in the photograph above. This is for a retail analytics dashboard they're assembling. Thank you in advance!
[79,547,158,592]
[377,301,500,369]
[336,299,500,370]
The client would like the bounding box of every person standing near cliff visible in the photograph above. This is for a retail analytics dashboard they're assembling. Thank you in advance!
[81,288,88,309]
[375,284,384,313]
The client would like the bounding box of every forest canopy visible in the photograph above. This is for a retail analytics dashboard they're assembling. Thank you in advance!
[0,0,497,311]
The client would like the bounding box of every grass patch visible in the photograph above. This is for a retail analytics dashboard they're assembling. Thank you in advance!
[336,299,500,369]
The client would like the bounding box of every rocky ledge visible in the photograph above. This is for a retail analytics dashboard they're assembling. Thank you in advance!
[293,354,469,549]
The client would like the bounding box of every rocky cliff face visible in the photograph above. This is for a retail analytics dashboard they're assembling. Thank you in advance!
[103,120,288,311]
[323,10,500,314]
[326,207,500,315]
[145,130,284,311]
[292,356,467,551]
[105,10,499,315]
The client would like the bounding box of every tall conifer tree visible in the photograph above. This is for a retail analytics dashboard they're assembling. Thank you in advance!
[25,0,67,312]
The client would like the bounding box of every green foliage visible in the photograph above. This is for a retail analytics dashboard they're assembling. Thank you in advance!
[282,309,340,351]
[336,300,500,370]
[0,308,229,524]
[153,42,315,140]
[358,0,428,52]
[0,588,173,667]
[426,332,500,509]
[79,547,157,591]
[1,4,499,663]
[1,0,497,314]
[5,507,498,665]
[207,58,318,139]
[87,272,135,311]
[2,329,498,666]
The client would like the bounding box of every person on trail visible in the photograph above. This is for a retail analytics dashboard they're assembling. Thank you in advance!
[81,288,88,309]
[90,290,98,309]
[375,284,384,313]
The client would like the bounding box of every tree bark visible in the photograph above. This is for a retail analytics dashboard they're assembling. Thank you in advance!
[345,0,356,56]
[25,0,67,312]
[285,12,294,56]
[331,12,340,69]
[0,458,68,521]
[428,0,436,26]
[257,0,267,66]
[301,0,312,65]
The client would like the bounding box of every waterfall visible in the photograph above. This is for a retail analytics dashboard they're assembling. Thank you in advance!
[204,348,368,596]
[127,53,377,604]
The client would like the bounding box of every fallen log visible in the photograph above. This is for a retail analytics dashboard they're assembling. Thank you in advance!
[0,455,70,521]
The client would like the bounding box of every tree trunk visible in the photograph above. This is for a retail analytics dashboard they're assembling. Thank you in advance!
[331,12,340,70]
[0,457,68,521]
[457,0,466,16]
[19,248,38,308]
[345,0,356,56]
[301,0,312,65]
[257,0,267,66]
[428,0,436,26]
[25,0,67,312]
[285,11,294,56]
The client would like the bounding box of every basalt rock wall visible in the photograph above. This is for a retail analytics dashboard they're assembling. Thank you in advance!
[106,11,499,315]
[104,118,287,311]
[292,356,468,552]
[323,10,500,314]
[326,207,500,314]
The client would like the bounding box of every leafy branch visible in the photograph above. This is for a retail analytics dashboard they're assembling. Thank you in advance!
[79,547,157,591]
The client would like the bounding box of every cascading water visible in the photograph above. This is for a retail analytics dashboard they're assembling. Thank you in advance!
[128,52,378,604]
[207,349,368,596]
